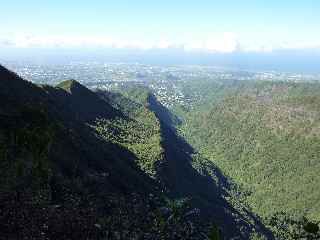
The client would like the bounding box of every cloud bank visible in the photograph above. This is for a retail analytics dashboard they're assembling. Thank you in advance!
[1,33,319,53]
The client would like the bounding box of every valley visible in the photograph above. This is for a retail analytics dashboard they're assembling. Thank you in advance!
[0,63,319,239]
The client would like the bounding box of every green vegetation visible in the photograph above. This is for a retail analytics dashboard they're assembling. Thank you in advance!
[56,79,78,92]
[266,212,320,239]
[0,105,55,196]
[1,65,220,239]
[93,112,163,176]
[4,62,320,239]
[94,87,164,176]
[100,87,272,239]
[177,80,320,239]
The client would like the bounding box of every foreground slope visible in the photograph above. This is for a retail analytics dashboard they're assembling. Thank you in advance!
[0,65,217,239]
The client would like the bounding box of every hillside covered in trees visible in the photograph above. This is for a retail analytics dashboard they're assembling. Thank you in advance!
[1,64,319,239]
[0,65,274,239]
[175,80,320,239]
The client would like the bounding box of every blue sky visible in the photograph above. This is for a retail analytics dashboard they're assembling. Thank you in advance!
[1,0,320,52]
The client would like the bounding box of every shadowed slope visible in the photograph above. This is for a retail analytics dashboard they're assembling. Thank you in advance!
[0,65,163,239]
[97,87,275,239]
[155,107,274,240]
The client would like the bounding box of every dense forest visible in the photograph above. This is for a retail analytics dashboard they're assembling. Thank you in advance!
[1,65,319,239]
[0,66,216,239]
[173,80,320,239]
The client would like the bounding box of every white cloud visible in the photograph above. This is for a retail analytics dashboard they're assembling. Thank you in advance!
[184,32,239,53]
[0,33,319,53]
[0,34,174,50]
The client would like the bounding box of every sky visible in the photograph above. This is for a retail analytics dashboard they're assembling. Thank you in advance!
[1,0,320,53]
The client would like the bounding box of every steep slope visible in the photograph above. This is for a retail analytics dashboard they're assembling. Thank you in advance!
[97,87,275,240]
[95,89,164,176]
[55,79,122,122]
[0,65,214,239]
[180,81,320,239]
[0,66,153,192]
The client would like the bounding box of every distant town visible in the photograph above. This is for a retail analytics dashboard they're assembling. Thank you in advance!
[3,61,320,108]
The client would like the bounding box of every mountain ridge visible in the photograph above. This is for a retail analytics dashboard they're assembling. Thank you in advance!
[95,85,275,239]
